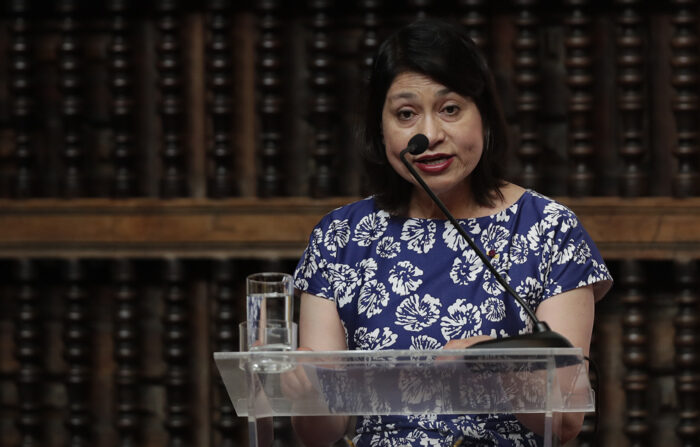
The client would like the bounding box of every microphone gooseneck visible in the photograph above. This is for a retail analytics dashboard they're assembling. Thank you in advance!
[399,133,572,348]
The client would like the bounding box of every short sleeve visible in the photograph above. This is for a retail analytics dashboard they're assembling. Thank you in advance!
[539,211,612,303]
[293,221,334,301]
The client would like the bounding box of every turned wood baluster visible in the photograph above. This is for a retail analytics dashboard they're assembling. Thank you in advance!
[113,259,142,446]
[162,259,191,446]
[670,0,700,197]
[408,0,431,19]
[616,0,647,197]
[257,0,284,197]
[157,0,188,198]
[15,259,43,447]
[514,0,542,190]
[309,0,337,198]
[564,0,595,197]
[458,0,488,51]
[207,0,236,198]
[9,0,37,198]
[212,260,240,446]
[674,260,700,446]
[359,0,381,84]
[621,260,649,446]
[109,0,138,197]
[58,0,85,198]
[63,259,92,447]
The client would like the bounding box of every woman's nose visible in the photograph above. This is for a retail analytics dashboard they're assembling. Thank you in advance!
[418,115,444,147]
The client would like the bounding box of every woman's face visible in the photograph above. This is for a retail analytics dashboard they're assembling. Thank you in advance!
[381,71,484,198]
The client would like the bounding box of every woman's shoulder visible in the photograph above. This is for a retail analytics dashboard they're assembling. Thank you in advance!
[507,189,595,251]
[515,188,578,219]
[318,196,388,226]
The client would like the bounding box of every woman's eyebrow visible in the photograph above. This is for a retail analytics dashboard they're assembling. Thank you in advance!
[387,91,417,101]
[388,88,453,101]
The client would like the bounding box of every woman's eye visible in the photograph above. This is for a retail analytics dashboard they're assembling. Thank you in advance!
[443,105,460,115]
[397,110,414,120]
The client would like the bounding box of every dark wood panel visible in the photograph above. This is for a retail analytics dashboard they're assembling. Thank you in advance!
[0,1,691,200]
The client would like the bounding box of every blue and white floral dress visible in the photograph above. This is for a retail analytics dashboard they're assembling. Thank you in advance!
[293,190,612,447]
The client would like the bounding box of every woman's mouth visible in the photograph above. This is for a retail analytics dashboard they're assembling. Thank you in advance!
[415,154,454,173]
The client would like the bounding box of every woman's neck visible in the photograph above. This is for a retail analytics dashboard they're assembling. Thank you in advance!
[406,182,523,219]
[408,184,479,219]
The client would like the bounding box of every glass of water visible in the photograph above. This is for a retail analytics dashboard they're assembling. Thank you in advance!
[239,319,297,372]
[239,319,298,352]
[246,272,294,337]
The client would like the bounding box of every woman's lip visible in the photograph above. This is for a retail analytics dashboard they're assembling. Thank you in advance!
[415,153,451,162]
[415,155,454,173]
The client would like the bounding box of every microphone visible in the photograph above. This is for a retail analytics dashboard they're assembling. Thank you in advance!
[399,134,572,348]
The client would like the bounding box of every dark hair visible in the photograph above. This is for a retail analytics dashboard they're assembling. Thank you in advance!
[361,18,508,215]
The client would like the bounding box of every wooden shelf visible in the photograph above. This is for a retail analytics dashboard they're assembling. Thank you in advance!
[0,197,699,259]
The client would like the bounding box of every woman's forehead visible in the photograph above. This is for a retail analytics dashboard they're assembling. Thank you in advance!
[386,73,453,97]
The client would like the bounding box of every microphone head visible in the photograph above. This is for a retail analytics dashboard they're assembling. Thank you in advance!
[406,134,429,155]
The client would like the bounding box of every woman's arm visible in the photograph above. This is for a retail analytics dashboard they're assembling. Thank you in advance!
[516,285,595,444]
[291,293,350,447]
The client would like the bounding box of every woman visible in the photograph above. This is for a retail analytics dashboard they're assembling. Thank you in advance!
[291,18,612,446]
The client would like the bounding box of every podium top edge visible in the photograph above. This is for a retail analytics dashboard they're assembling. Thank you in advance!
[213,347,584,360]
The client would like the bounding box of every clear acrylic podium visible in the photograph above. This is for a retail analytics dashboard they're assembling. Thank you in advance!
[214,348,595,447]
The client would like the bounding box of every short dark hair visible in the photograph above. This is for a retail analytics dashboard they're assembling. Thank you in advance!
[360,18,508,215]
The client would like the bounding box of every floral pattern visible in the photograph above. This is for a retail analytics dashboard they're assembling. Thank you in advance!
[358,280,390,318]
[401,219,437,254]
[388,261,424,296]
[325,263,360,308]
[354,210,390,246]
[376,236,402,258]
[294,192,612,446]
[440,299,482,341]
[395,293,441,331]
[449,249,484,285]
[324,218,350,256]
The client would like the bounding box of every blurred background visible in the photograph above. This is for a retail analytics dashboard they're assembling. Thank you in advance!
[0,0,698,446]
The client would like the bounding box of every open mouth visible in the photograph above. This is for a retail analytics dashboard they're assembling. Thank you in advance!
[417,155,452,165]
[414,154,454,172]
